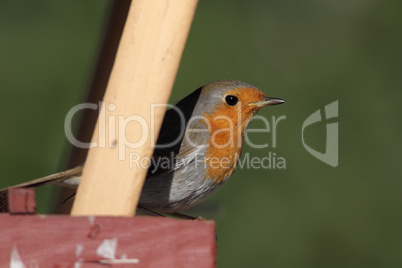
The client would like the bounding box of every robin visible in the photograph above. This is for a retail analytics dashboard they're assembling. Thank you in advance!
[2,80,284,217]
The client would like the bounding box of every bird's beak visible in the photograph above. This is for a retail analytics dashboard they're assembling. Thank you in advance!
[249,97,285,108]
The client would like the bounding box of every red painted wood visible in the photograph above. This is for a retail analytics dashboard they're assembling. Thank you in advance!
[0,189,8,212]
[7,188,36,214]
[0,215,216,267]
[0,188,36,214]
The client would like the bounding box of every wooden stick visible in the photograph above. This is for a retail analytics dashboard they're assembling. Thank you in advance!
[55,0,132,214]
[71,0,198,216]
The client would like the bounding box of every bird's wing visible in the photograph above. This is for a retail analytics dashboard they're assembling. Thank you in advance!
[147,144,204,178]
[175,144,204,169]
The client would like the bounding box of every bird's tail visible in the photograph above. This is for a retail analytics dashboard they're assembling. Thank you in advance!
[0,165,84,192]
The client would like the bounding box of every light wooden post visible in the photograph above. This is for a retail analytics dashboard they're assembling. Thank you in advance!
[71,0,198,216]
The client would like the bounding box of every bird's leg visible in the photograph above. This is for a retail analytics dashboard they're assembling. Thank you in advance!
[139,207,215,240]
[137,206,204,220]
[137,206,203,220]
[166,212,204,220]
[137,206,165,217]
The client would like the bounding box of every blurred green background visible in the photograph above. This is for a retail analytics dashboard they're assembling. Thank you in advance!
[1,0,401,267]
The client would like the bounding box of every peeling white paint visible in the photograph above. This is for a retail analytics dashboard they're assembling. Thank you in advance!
[75,244,84,257]
[10,244,26,268]
[96,238,118,259]
[28,261,39,268]
[99,259,139,264]
[74,260,82,268]
[88,216,95,225]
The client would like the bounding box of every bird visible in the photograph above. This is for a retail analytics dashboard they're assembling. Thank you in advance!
[1,80,284,217]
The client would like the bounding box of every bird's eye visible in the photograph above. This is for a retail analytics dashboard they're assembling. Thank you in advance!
[225,95,238,106]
